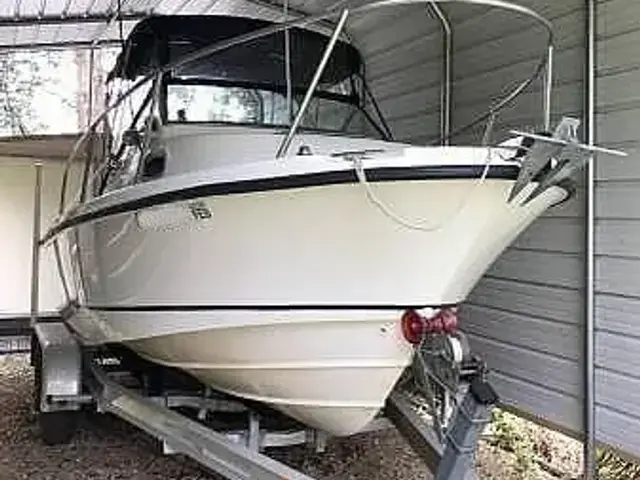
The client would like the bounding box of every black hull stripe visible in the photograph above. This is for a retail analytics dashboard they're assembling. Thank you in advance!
[87,303,457,312]
[45,165,519,242]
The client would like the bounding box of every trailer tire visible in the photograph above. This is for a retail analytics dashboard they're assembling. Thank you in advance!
[32,333,79,445]
[38,411,79,446]
[31,332,41,414]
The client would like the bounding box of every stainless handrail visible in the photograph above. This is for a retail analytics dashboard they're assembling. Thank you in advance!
[543,44,554,131]
[276,9,351,158]
[49,0,555,242]
[427,1,452,146]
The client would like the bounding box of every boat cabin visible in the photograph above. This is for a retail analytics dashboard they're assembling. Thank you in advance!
[87,15,393,196]
[105,15,390,138]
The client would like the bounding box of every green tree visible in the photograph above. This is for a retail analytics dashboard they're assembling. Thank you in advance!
[0,50,75,136]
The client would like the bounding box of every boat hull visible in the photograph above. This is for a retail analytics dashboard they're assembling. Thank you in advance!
[70,178,566,308]
[62,169,567,436]
[89,309,414,436]
[60,138,567,435]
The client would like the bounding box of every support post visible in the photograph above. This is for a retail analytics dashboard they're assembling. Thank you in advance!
[584,0,597,478]
[30,163,43,327]
[543,44,554,131]
[276,8,350,158]
[427,2,452,146]
[387,367,497,480]
[248,412,261,452]
[87,47,95,129]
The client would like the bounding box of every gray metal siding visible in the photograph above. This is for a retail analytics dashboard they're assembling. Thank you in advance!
[350,0,589,437]
[350,5,447,144]
[449,2,585,144]
[446,0,587,436]
[594,0,640,457]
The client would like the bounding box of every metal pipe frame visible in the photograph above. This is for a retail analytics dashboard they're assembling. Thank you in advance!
[276,9,351,158]
[543,44,554,131]
[51,8,137,223]
[584,0,596,477]
[52,239,71,304]
[48,0,555,242]
[30,163,43,327]
[0,12,145,28]
[427,2,452,146]
[88,48,95,130]
[245,0,345,36]
[1,5,140,51]
[0,39,122,51]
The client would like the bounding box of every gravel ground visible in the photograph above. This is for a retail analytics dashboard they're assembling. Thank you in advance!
[0,354,432,480]
[0,353,581,480]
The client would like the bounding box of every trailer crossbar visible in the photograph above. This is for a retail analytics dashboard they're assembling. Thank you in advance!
[89,363,316,480]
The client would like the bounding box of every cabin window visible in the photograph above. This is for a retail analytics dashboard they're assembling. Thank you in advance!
[167,84,289,125]
[165,83,383,138]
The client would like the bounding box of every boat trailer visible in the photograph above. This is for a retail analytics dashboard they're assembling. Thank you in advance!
[30,307,498,480]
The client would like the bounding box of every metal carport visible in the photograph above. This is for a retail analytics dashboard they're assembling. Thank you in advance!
[1,1,638,479]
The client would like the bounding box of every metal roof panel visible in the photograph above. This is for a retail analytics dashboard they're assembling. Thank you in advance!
[0,0,339,49]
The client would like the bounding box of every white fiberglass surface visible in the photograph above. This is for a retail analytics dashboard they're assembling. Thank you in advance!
[59,127,553,309]
[67,127,519,226]
[71,178,566,308]
[69,308,415,436]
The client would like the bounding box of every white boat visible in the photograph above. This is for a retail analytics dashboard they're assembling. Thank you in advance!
[47,10,612,436]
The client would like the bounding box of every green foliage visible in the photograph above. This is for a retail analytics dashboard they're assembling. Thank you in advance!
[489,409,536,479]
[0,50,73,135]
[485,407,640,480]
[597,448,640,480]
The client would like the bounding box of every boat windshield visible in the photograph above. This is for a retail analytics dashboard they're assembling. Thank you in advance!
[165,82,383,138]
[106,15,392,140]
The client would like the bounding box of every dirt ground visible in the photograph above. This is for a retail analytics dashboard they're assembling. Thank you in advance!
[0,354,583,479]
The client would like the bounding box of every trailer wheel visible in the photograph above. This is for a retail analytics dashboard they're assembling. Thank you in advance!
[38,411,79,446]
[32,333,79,445]
[29,332,39,367]
[31,332,41,414]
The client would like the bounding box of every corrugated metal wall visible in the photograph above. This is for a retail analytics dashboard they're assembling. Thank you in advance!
[349,4,448,144]
[445,1,587,436]
[595,0,640,457]
[350,1,589,437]
[355,0,640,460]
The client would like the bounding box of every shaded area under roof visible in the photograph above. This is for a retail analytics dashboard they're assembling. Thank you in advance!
[0,0,342,50]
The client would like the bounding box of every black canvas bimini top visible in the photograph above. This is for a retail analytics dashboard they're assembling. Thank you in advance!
[108,15,363,89]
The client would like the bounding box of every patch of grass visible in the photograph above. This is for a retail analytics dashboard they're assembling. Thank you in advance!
[487,408,640,480]
[488,409,537,479]
[597,448,640,480]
